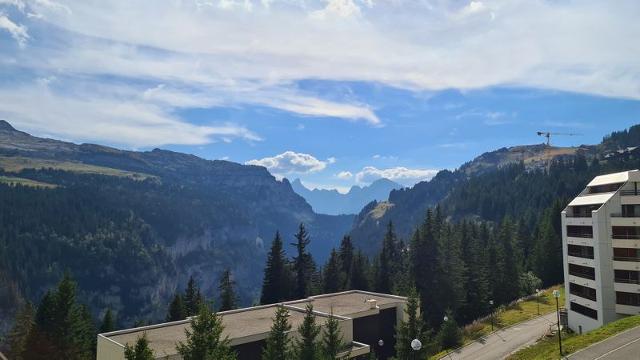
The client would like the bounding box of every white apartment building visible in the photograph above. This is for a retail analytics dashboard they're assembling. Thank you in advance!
[562,170,640,333]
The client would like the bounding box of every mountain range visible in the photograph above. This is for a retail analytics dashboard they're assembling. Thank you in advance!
[290,178,402,215]
[0,120,353,332]
[349,127,640,254]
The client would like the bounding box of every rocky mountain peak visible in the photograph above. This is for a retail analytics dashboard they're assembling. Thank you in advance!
[0,120,17,132]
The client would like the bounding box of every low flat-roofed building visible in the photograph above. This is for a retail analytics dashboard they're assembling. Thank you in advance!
[97,290,407,360]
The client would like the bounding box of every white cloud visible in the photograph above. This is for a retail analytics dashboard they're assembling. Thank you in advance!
[0,0,638,147]
[0,13,28,47]
[246,151,333,175]
[336,170,353,179]
[13,0,637,100]
[355,166,438,185]
[0,81,262,147]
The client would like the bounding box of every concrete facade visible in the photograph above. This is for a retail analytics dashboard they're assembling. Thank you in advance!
[97,290,407,360]
[562,170,640,333]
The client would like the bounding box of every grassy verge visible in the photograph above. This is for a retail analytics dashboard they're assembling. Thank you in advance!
[431,285,565,359]
[0,175,57,188]
[0,156,156,181]
[508,314,640,360]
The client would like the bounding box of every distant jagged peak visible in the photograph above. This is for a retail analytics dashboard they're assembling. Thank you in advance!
[0,120,17,131]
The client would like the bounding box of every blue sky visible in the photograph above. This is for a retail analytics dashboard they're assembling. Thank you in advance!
[1,0,639,192]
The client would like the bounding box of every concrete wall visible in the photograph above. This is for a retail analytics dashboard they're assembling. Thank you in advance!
[97,335,125,360]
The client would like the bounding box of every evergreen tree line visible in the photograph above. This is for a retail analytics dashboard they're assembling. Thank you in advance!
[5,268,240,359]
[259,199,563,355]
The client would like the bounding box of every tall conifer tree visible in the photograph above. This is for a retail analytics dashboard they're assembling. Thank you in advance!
[261,232,289,304]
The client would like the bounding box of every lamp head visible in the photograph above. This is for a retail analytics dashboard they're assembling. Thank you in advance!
[553,289,560,298]
[411,339,422,351]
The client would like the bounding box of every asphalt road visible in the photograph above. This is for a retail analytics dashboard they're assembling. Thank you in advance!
[440,312,557,360]
[568,325,640,360]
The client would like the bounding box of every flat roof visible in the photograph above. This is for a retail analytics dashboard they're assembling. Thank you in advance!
[568,192,615,207]
[587,170,638,187]
[105,305,322,357]
[286,291,405,317]
[101,290,406,357]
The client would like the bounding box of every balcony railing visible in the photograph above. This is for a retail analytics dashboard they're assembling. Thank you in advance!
[568,252,594,259]
[612,234,640,240]
[613,256,640,262]
[570,291,597,302]
[566,213,593,218]
[567,233,594,238]
[610,213,640,218]
[621,190,640,196]
[615,278,640,284]
[569,271,595,280]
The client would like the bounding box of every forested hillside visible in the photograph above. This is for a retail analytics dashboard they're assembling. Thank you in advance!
[0,121,353,334]
[350,125,640,254]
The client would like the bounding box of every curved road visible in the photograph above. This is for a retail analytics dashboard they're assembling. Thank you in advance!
[440,312,557,360]
[568,325,640,360]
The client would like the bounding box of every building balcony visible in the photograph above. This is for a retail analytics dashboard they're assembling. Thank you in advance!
[620,193,640,205]
[568,237,593,246]
[569,275,596,289]
[612,239,640,249]
[613,260,640,271]
[615,304,640,315]
[567,232,594,239]
[614,281,640,294]
[568,294,598,309]
[565,216,593,226]
[611,217,640,227]
[568,255,595,268]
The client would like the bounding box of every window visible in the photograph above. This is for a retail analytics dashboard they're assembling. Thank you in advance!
[614,270,640,284]
[588,183,623,194]
[568,244,594,259]
[569,205,599,217]
[569,264,595,280]
[570,283,597,301]
[613,248,640,261]
[612,226,640,240]
[622,205,640,217]
[616,292,640,306]
[567,225,593,238]
[570,302,598,320]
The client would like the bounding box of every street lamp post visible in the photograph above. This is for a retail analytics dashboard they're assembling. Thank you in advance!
[489,300,494,331]
[553,289,563,357]
[443,316,453,360]
[536,288,540,315]
[411,338,422,360]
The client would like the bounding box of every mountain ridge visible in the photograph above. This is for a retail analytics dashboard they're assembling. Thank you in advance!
[290,177,402,215]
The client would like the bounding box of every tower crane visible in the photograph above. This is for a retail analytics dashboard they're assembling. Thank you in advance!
[536,131,580,146]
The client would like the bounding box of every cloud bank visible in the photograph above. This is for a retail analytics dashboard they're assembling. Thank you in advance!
[246,151,335,175]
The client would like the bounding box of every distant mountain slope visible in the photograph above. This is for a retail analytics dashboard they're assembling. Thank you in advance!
[0,120,353,331]
[291,178,402,215]
[349,128,640,254]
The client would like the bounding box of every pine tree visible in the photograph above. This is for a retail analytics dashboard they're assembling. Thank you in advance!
[176,302,236,360]
[184,276,204,317]
[23,273,95,360]
[218,268,238,311]
[100,308,115,333]
[323,249,343,294]
[347,251,370,291]
[167,293,186,321]
[375,222,400,293]
[7,302,35,360]
[262,306,293,360]
[461,224,490,322]
[261,232,289,304]
[322,311,346,359]
[124,333,155,360]
[394,288,430,360]
[338,235,354,288]
[438,223,466,316]
[437,313,461,350]
[291,223,315,299]
[292,304,321,360]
